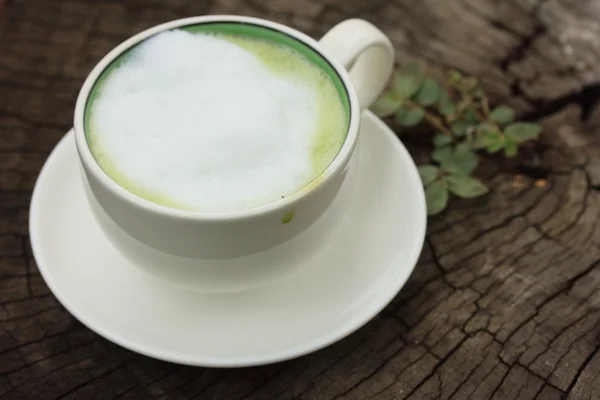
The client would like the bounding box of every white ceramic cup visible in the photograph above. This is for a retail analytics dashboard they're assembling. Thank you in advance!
[74,15,394,292]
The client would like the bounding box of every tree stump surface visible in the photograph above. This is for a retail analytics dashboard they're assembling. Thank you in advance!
[1,0,600,399]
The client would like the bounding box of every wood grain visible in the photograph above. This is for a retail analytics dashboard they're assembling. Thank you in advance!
[1,0,600,399]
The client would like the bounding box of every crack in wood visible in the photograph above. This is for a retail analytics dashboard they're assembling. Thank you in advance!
[51,355,139,400]
[364,349,433,400]
[431,184,553,261]
[524,83,600,123]
[237,368,287,400]
[0,322,85,359]
[525,309,590,371]
[487,364,511,400]
[402,335,471,400]
[515,362,565,394]
[426,181,533,236]
[328,342,408,400]
[546,320,600,390]
[0,335,101,378]
[501,258,600,365]
[0,305,61,324]
[444,348,491,399]
[500,24,547,71]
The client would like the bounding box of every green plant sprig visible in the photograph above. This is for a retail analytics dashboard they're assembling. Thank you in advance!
[372,63,542,216]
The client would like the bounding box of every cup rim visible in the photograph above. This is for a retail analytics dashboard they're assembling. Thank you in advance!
[73,15,360,222]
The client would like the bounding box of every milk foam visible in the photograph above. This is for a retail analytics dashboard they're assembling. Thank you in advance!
[87,29,346,212]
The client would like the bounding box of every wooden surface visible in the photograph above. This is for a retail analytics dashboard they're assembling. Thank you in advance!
[1,0,600,399]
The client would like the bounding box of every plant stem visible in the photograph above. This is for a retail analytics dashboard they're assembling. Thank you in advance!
[406,99,453,137]
[424,112,453,137]
[481,95,490,118]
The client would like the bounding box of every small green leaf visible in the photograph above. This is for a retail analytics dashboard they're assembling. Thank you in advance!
[447,175,489,198]
[416,78,440,106]
[490,106,516,124]
[505,122,542,143]
[441,147,478,175]
[394,63,424,98]
[487,141,505,153]
[418,165,439,186]
[371,92,401,117]
[476,123,498,135]
[504,136,518,157]
[434,133,453,147]
[464,108,479,124]
[455,141,471,153]
[432,146,453,163]
[437,90,456,117]
[473,123,501,149]
[451,119,471,136]
[396,107,425,127]
[425,181,449,216]
[448,69,463,85]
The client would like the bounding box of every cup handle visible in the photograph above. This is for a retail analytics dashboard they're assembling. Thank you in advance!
[319,19,395,110]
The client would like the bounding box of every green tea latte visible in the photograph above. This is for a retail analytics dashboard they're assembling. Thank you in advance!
[85,25,349,212]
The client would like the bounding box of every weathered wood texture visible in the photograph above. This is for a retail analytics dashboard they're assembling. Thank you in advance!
[1,0,600,399]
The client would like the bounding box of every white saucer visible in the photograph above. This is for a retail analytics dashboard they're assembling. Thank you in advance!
[29,111,426,367]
